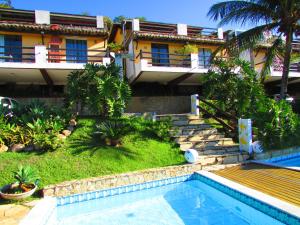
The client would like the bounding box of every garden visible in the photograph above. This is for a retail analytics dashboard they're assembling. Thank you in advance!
[0,63,185,201]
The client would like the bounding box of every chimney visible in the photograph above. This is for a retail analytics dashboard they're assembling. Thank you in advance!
[97,16,104,29]
[177,24,187,36]
[35,10,50,25]
[132,19,140,31]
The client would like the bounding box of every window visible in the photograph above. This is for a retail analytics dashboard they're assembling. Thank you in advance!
[199,48,212,68]
[151,44,169,66]
[0,35,22,62]
[66,39,87,63]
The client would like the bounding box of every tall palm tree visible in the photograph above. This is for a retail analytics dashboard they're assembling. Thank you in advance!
[208,0,300,99]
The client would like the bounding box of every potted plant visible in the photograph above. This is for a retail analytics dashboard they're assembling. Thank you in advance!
[107,42,124,54]
[96,119,129,146]
[0,166,40,200]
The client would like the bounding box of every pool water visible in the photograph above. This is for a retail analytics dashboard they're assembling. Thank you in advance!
[273,156,300,167]
[49,180,284,225]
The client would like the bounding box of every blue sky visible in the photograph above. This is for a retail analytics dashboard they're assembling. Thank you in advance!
[12,0,249,30]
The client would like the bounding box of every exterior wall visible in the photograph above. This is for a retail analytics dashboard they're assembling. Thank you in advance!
[254,49,267,73]
[126,96,191,114]
[114,28,123,45]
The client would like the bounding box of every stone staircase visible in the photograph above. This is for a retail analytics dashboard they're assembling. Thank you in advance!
[157,114,248,166]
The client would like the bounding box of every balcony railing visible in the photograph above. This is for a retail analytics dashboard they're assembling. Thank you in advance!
[46,47,108,64]
[136,50,192,68]
[0,45,111,66]
[138,21,219,39]
[135,50,217,70]
[0,45,35,63]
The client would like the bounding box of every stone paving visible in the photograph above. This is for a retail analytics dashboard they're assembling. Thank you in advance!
[0,200,39,225]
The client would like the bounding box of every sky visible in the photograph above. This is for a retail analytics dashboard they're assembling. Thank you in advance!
[12,0,249,30]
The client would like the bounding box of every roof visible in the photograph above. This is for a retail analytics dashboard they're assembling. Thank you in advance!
[0,21,108,37]
[133,31,225,45]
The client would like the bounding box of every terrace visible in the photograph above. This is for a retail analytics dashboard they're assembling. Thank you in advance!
[0,45,110,85]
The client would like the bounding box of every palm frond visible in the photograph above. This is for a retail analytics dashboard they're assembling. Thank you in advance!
[208,0,275,26]
[212,23,278,59]
[260,38,284,82]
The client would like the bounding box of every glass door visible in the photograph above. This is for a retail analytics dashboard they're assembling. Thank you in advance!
[66,39,87,63]
[151,44,169,66]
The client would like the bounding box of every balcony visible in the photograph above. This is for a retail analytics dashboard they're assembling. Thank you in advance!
[129,50,211,85]
[0,45,111,85]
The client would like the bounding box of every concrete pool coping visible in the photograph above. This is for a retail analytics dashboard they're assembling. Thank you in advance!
[197,170,300,220]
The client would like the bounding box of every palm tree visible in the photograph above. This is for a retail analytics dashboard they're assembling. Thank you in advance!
[208,0,300,99]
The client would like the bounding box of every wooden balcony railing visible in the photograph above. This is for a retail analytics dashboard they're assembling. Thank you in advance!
[136,50,191,67]
[0,45,35,63]
[46,48,108,63]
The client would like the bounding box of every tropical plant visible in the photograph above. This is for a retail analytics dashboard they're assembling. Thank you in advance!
[0,0,12,8]
[66,63,131,118]
[107,42,124,52]
[208,0,300,99]
[96,119,129,146]
[177,44,198,55]
[202,58,300,149]
[13,166,39,192]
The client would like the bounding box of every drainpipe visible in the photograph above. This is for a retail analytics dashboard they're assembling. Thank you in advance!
[40,31,45,45]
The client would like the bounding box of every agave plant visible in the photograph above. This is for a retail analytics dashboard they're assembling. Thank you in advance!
[13,166,40,192]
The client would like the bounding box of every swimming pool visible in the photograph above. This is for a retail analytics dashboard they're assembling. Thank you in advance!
[263,152,300,170]
[22,172,299,225]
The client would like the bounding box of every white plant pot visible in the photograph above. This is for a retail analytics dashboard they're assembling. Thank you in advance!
[0,183,37,200]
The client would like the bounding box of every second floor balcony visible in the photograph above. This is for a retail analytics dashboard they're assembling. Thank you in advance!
[0,45,111,70]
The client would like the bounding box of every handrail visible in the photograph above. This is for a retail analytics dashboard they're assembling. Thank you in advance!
[198,97,238,121]
[197,97,238,134]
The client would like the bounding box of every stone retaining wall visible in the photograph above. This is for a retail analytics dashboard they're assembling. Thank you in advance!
[253,147,300,160]
[43,164,202,197]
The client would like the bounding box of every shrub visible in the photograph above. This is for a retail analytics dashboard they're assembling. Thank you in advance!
[66,63,131,118]
[202,58,300,149]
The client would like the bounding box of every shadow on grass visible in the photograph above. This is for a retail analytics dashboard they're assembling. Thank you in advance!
[68,131,138,160]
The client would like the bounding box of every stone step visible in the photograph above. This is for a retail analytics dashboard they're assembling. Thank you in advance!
[156,114,200,121]
[174,133,225,142]
[179,138,235,150]
[170,127,218,136]
[171,119,208,126]
[172,124,213,130]
[197,152,248,166]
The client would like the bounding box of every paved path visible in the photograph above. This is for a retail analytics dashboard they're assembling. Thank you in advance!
[0,200,39,225]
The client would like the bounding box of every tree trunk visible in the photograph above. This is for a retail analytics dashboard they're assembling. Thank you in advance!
[280,28,293,99]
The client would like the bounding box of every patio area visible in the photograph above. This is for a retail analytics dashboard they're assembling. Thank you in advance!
[214,163,300,206]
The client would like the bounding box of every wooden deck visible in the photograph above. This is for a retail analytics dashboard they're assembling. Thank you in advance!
[214,163,300,206]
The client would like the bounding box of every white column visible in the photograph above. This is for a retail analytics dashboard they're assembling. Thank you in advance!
[191,53,199,69]
[140,59,148,68]
[191,94,200,115]
[177,24,187,36]
[35,10,50,24]
[102,57,111,66]
[96,16,104,29]
[132,19,140,31]
[238,118,252,153]
[35,45,47,64]
[217,28,224,39]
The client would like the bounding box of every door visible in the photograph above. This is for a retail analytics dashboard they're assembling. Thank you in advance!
[66,39,87,63]
[4,35,22,62]
[151,44,169,66]
[199,48,212,68]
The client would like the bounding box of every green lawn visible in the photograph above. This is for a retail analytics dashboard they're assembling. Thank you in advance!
[0,118,185,188]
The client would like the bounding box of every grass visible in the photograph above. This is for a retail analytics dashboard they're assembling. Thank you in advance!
[0,118,185,188]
